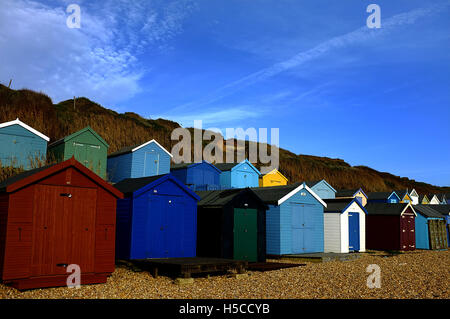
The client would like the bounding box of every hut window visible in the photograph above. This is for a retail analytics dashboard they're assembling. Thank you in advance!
[301,192,306,196]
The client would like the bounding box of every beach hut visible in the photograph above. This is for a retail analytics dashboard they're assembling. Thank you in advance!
[252,183,327,255]
[427,204,450,247]
[437,194,447,205]
[107,140,172,183]
[365,203,416,251]
[419,194,430,205]
[0,118,49,169]
[170,161,221,191]
[428,194,441,205]
[0,158,123,290]
[413,205,448,250]
[114,174,200,260]
[305,179,336,199]
[215,159,261,189]
[367,191,400,204]
[48,126,108,179]
[335,188,368,206]
[394,190,413,203]
[196,188,267,262]
[323,198,367,253]
[259,169,288,187]
[409,189,420,205]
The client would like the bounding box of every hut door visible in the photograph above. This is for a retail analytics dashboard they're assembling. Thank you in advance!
[73,142,88,167]
[32,185,96,276]
[292,204,315,253]
[144,152,159,176]
[233,208,257,262]
[400,214,415,250]
[348,212,360,251]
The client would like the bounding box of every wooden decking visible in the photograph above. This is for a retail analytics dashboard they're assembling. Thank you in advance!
[126,257,248,278]
[247,262,305,272]
[268,252,363,263]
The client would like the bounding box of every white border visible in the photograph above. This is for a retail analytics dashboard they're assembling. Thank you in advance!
[0,118,50,141]
[131,139,173,158]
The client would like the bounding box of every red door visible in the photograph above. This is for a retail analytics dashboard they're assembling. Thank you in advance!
[31,185,97,276]
[400,214,415,251]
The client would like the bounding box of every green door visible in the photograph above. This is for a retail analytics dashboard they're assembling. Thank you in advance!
[233,208,258,262]
[73,142,88,166]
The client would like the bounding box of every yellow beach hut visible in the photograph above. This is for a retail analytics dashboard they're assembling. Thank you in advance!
[259,168,288,187]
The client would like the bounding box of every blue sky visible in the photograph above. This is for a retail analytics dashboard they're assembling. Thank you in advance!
[0,0,449,186]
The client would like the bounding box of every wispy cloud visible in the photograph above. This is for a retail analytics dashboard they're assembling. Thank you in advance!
[0,0,195,105]
[154,106,269,128]
[171,3,450,113]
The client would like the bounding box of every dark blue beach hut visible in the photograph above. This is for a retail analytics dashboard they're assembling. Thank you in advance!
[0,118,49,169]
[113,174,200,260]
[170,161,221,191]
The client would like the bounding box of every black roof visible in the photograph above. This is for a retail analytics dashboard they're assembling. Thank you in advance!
[196,188,265,208]
[367,192,395,200]
[170,163,193,171]
[113,174,168,196]
[324,198,353,212]
[365,203,411,216]
[213,163,239,171]
[335,189,360,197]
[0,163,57,192]
[250,183,302,205]
[305,180,321,188]
[108,143,142,158]
[426,204,450,216]
[414,205,445,218]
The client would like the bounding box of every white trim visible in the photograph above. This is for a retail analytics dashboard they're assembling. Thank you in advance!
[0,118,50,141]
[277,183,327,207]
[131,139,173,158]
[400,202,417,216]
[410,189,419,197]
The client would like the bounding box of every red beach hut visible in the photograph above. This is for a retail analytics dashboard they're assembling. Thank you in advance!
[0,158,123,290]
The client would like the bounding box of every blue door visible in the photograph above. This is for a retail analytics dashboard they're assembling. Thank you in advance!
[291,204,304,253]
[147,194,165,257]
[348,212,360,251]
[144,152,159,176]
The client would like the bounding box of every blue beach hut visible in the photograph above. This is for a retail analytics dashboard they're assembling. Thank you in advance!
[107,140,172,183]
[413,205,448,250]
[305,179,336,199]
[0,118,49,169]
[215,159,261,189]
[252,182,327,255]
[170,161,221,191]
[113,174,200,259]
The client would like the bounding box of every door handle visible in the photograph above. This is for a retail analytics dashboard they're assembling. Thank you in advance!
[57,263,68,268]
[60,193,72,198]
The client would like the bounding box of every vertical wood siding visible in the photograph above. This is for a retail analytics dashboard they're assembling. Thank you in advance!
[0,124,47,169]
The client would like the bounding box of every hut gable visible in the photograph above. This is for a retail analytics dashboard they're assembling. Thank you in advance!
[305,179,336,199]
[107,140,172,183]
[170,161,221,191]
[215,159,261,189]
[259,169,288,187]
[0,118,49,169]
[48,126,109,179]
